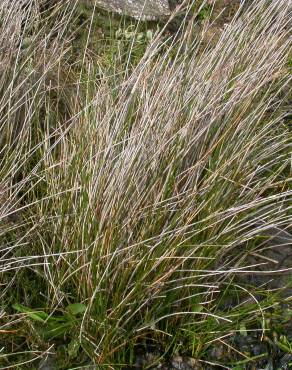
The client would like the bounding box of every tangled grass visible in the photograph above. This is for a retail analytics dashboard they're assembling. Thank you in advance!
[0,0,291,368]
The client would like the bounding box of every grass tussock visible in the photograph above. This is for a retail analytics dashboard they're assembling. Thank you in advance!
[0,0,291,368]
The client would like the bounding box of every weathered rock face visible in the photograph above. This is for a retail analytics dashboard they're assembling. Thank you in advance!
[96,0,170,20]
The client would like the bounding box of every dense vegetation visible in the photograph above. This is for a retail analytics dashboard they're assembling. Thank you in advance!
[0,0,291,369]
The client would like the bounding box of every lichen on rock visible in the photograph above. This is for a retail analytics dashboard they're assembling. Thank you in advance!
[96,0,170,20]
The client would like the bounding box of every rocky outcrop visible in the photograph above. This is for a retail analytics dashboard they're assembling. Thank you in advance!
[96,0,170,20]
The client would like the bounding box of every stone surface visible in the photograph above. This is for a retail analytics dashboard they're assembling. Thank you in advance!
[133,352,203,370]
[134,350,162,368]
[169,356,203,370]
[96,0,170,20]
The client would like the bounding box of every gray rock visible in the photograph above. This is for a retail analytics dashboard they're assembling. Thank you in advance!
[169,356,202,370]
[96,0,170,20]
[134,350,162,368]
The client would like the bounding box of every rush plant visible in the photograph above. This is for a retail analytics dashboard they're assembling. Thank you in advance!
[0,0,291,368]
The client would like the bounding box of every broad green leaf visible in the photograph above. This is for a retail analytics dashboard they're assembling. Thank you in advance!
[13,303,48,322]
[66,303,86,316]
[42,321,73,339]
[192,305,204,313]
